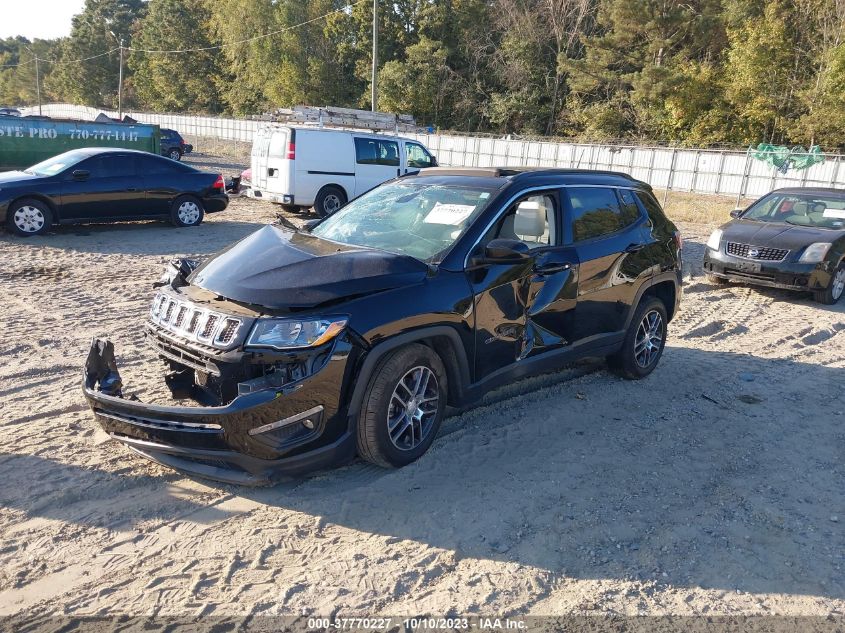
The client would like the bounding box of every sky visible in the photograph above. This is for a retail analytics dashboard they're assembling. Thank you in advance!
[0,0,87,41]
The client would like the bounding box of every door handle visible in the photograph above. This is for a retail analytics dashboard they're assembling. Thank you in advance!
[533,262,572,274]
[625,243,645,253]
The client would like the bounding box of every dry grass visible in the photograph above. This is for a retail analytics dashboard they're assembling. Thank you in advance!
[656,190,756,226]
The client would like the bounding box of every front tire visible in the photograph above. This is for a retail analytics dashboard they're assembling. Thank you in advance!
[356,343,447,468]
[314,186,346,218]
[7,198,52,236]
[170,195,205,227]
[607,297,668,380]
[813,263,845,305]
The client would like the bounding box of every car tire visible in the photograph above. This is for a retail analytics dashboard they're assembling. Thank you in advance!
[7,198,52,236]
[813,262,845,305]
[356,343,448,468]
[607,296,668,380]
[170,195,205,227]
[314,186,346,218]
[706,273,728,285]
[168,148,183,161]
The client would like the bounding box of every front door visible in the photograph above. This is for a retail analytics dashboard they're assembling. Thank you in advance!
[468,190,580,382]
[563,186,654,340]
[403,140,435,174]
[353,137,402,197]
[60,153,144,220]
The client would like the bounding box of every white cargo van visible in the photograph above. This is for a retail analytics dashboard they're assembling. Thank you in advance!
[249,126,437,217]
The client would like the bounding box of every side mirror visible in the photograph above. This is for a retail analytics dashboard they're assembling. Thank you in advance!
[430,155,438,167]
[730,207,744,219]
[482,238,531,263]
[72,169,90,181]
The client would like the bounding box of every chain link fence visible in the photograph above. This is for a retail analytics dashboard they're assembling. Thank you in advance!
[21,103,845,200]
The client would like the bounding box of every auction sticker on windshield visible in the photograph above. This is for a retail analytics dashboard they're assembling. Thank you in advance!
[424,203,476,225]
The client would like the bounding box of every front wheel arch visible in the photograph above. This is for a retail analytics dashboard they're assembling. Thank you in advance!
[347,326,471,418]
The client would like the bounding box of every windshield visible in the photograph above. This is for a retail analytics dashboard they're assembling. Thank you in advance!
[27,151,86,177]
[310,181,497,261]
[742,192,845,230]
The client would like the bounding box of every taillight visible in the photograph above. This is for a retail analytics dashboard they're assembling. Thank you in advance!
[286,142,295,160]
[673,230,683,250]
[213,174,225,190]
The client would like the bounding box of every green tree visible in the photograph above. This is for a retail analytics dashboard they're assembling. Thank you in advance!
[130,0,223,112]
[47,0,146,108]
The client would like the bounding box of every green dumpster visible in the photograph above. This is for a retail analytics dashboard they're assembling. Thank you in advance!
[0,117,161,171]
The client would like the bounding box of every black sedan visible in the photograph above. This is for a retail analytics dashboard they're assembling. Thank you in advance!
[1,147,228,236]
[704,187,845,304]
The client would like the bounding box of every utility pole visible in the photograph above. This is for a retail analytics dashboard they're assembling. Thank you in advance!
[110,31,124,119]
[35,55,42,116]
[117,39,124,119]
[371,0,378,112]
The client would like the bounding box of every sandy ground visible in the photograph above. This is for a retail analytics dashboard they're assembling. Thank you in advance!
[0,146,843,624]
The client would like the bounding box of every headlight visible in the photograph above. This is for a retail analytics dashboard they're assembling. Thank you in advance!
[706,229,723,251]
[246,317,348,350]
[798,242,832,263]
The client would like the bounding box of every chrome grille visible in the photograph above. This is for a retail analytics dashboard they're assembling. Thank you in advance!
[148,292,244,349]
[217,318,241,345]
[726,242,789,262]
[200,315,219,340]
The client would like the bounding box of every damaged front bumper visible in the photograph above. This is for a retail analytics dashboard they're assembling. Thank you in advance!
[82,335,359,485]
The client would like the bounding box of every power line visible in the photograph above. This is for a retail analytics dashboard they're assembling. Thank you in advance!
[126,0,368,54]
[0,0,366,68]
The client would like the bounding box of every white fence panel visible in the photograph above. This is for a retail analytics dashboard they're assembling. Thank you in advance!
[19,103,845,199]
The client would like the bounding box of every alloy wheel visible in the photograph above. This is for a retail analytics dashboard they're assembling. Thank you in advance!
[177,201,200,225]
[832,267,845,301]
[634,309,664,368]
[169,150,181,161]
[387,366,439,451]
[13,205,45,234]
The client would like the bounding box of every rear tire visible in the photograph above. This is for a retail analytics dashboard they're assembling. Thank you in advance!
[607,297,668,380]
[813,262,845,305]
[170,195,204,227]
[314,186,346,218]
[356,343,447,468]
[168,148,183,161]
[7,198,52,236]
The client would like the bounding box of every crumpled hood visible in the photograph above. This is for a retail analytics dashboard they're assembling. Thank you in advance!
[722,219,845,251]
[189,225,429,311]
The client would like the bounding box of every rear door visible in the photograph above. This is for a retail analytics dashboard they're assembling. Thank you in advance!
[59,153,145,220]
[251,127,272,191]
[563,186,653,340]
[353,137,401,196]
[469,189,580,381]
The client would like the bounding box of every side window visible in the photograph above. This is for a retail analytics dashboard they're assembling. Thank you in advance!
[139,155,180,175]
[567,187,625,242]
[355,138,400,166]
[488,193,557,249]
[617,188,643,226]
[75,155,135,178]
[406,142,433,168]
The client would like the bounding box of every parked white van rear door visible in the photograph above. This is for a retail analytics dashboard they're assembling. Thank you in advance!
[352,136,403,197]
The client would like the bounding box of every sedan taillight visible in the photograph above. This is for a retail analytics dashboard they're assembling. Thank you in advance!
[213,174,225,190]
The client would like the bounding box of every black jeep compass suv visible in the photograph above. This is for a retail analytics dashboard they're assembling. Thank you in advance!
[84,168,682,484]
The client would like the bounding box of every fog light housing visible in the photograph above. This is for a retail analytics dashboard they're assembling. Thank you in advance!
[282,195,293,204]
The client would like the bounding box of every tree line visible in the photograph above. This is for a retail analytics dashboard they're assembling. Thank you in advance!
[1,0,844,148]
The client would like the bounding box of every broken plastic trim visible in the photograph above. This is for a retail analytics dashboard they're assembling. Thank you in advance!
[153,257,199,290]
[85,338,124,398]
